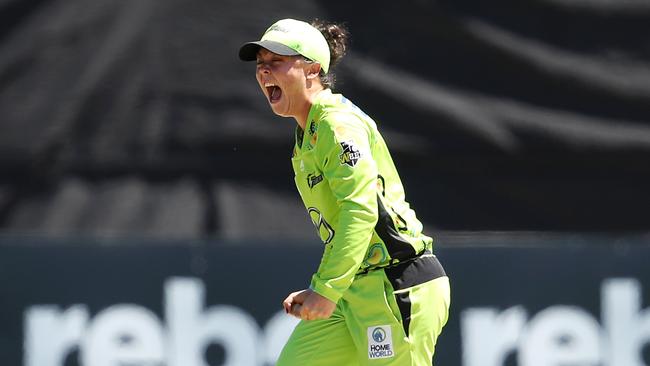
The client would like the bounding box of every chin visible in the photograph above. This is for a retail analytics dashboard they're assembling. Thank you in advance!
[270,105,290,118]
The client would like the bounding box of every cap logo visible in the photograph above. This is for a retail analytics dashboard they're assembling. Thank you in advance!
[266,24,290,34]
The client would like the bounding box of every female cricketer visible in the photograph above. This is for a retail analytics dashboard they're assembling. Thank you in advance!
[238,18,450,365]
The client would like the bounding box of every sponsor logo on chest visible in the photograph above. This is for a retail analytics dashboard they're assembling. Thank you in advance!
[307,173,323,188]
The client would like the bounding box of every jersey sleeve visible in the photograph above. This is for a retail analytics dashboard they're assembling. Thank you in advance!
[309,112,379,303]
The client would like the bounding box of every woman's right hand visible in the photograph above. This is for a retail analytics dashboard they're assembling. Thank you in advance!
[283,288,337,320]
[283,289,310,318]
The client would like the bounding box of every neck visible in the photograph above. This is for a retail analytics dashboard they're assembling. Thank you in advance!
[294,86,326,130]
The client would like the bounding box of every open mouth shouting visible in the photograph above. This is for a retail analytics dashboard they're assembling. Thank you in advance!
[265,82,282,104]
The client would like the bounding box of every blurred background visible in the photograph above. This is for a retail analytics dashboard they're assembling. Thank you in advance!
[1,0,649,365]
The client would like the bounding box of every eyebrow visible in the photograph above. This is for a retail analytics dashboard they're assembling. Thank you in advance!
[257,54,286,63]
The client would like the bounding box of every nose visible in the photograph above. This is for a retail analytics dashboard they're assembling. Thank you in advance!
[257,63,271,75]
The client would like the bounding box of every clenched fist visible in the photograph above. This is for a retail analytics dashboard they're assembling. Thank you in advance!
[282,288,336,320]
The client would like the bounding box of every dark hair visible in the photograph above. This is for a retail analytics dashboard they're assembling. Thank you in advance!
[310,19,349,89]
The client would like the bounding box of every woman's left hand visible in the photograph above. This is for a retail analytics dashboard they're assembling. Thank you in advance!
[287,289,336,320]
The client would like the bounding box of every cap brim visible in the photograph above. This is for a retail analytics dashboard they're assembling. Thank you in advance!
[238,40,301,61]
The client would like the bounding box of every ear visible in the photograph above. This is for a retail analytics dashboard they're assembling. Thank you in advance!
[306,62,322,80]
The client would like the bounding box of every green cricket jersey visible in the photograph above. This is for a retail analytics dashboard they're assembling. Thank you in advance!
[292,89,434,304]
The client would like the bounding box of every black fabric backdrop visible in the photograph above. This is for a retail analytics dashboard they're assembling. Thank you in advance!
[1,0,649,236]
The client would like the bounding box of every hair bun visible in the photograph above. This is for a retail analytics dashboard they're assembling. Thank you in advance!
[311,19,349,68]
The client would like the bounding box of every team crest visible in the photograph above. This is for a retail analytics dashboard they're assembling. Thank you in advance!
[308,120,318,136]
[339,140,362,167]
[308,121,318,147]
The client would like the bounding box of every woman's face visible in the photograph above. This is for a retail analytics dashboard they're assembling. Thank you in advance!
[255,48,312,118]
